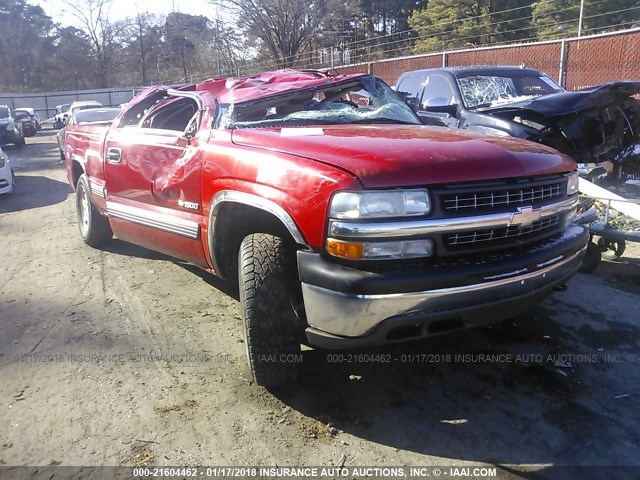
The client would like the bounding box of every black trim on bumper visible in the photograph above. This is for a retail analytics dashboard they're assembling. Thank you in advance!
[297,227,589,296]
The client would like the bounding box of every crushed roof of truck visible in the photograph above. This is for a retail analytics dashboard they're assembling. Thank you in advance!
[193,69,368,104]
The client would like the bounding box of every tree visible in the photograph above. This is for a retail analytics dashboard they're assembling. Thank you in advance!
[213,0,329,69]
[164,12,209,81]
[0,0,56,91]
[409,0,493,52]
[490,0,535,44]
[64,0,116,87]
[210,16,251,77]
[51,26,96,90]
[117,12,164,85]
[531,0,579,39]
[532,0,640,40]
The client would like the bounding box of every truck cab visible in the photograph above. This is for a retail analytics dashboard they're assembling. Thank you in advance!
[395,66,640,184]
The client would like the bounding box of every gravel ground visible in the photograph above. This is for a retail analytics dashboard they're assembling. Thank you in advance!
[1,130,639,479]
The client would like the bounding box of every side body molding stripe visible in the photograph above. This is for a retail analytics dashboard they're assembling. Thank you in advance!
[106,201,200,239]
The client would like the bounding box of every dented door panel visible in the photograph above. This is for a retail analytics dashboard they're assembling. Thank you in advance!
[103,127,207,264]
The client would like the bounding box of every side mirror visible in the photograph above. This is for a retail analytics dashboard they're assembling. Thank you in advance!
[421,98,457,116]
[424,97,450,108]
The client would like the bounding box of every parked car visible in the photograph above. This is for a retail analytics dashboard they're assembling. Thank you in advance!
[65,70,587,386]
[57,107,120,162]
[13,110,37,137]
[54,100,103,130]
[0,146,15,195]
[395,66,640,184]
[15,107,41,131]
[0,105,26,148]
[53,104,72,129]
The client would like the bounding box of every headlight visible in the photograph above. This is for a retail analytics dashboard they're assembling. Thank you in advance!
[567,171,579,196]
[0,155,5,168]
[5,124,13,131]
[330,190,431,219]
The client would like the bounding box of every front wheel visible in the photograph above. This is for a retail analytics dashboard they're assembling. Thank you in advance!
[76,175,113,247]
[238,233,301,387]
[7,170,15,195]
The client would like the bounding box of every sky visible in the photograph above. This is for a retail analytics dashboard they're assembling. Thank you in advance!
[31,0,224,26]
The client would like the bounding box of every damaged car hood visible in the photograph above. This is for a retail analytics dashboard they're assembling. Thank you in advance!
[231,125,575,188]
[478,81,640,117]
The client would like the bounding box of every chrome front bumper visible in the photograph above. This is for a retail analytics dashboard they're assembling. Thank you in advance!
[301,234,587,344]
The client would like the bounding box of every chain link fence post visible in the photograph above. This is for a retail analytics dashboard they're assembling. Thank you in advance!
[559,39,568,88]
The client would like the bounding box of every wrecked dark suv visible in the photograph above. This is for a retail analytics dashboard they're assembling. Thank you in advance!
[395,66,640,184]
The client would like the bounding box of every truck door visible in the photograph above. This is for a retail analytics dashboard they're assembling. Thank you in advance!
[103,90,208,266]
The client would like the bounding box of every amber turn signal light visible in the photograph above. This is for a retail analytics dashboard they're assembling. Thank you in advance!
[326,239,365,259]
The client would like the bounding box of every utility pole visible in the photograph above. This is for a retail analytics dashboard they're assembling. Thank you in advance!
[577,0,585,37]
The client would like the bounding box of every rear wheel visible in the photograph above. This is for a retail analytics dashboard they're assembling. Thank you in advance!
[597,237,626,260]
[15,129,25,148]
[238,233,301,387]
[76,175,112,247]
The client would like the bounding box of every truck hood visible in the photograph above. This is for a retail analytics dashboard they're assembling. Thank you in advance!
[231,125,575,188]
[478,81,640,117]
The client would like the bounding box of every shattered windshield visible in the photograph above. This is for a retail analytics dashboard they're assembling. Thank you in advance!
[458,74,563,109]
[217,76,421,129]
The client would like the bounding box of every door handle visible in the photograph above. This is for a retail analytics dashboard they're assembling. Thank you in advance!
[106,147,122,164]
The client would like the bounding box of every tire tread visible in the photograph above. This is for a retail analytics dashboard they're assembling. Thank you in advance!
[239,233,300,387]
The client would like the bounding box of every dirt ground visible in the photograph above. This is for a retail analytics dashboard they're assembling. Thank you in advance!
[1,130,639,479]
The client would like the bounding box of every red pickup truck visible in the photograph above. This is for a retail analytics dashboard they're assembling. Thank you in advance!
[65,70,588,387]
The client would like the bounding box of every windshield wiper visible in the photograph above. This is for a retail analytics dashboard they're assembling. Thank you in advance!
[469,103,495,110]
[230,118,338,128]
[350,118,419,125]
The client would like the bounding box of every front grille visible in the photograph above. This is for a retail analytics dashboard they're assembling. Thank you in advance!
[447,214,560,247]
[441,182,564,212]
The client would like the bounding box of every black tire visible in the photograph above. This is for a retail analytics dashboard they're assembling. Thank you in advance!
[579,241,602,273]
[15,129,25,148]
[54,120,64,130]
[238,233,301,387]
[76,175,112,247]
[597,237,626,261]
[7,170,15,195]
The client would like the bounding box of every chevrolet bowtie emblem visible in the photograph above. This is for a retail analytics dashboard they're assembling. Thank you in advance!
[509,206,541,227]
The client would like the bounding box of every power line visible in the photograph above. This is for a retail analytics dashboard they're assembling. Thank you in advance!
[137,4,639,85]
[210,0,616,74]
